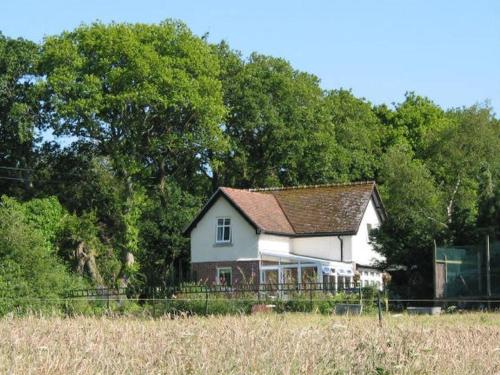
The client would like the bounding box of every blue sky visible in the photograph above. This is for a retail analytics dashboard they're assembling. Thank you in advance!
[1,0,499,115]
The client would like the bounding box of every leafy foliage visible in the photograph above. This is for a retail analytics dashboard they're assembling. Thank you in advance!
[0,196,86,314]
[0,33,41,197]
[0,20,498,306]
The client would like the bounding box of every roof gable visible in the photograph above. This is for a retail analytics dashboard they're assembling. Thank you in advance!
[184,181,385,236]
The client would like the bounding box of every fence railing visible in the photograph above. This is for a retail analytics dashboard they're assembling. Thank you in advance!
[65,282,367,299]
[6,284,500,318]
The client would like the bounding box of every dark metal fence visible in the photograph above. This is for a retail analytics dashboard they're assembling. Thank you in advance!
[60,282,377,316]
[65,281,366,300]
[6,282,500,318]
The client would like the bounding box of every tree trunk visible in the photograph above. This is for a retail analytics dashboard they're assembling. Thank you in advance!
[74,241,104,285]
[447,178,461,224]
[158,157,168,209]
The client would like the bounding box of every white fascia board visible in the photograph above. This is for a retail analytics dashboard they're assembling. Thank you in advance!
[259,249,350,267]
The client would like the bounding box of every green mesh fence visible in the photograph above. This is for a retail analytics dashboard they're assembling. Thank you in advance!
[436,240,500,298]
[491,241,500,295]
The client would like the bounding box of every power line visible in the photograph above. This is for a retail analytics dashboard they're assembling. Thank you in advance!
[0,166,33,171]
[0,165,31,183]
[0,176,25,182]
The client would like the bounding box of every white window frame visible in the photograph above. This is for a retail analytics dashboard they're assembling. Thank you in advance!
[216,267,232,286]
[215,217,232,244]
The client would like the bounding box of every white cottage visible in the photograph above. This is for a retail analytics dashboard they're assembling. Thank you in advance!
[184,181,386,289]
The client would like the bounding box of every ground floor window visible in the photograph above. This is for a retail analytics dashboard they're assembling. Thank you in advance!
[217,267,232,286]
[338,276,352,290]
[359,270,382,289]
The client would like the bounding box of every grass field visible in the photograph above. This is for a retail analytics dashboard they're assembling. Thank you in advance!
[2,313,500,374]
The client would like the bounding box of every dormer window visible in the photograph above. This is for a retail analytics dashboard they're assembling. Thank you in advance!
[216,217,231,243]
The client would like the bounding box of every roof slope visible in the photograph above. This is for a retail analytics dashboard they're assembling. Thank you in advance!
[258,182,376,234]
[184,181,385,236]
[220,187,294,234]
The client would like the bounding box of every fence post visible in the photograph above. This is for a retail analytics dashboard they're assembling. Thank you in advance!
[309,286,313,311]
[377,290,383,326]
[205,289,209,315]
[486,235,491,310]
[486,235,491,296]
[433,240,437,299]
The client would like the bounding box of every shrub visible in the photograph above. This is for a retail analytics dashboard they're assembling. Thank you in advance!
[0,196,87,316]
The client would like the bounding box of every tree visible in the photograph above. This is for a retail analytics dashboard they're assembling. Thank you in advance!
[379,92,453,158]
[39,21,227,284]
[373,145,445,297]
[321,89,383,181]
[0,20,498,300]
[138,182,201,286]
[34,145,142,286]
[425,104,500,243]
[0,33,41,196]
[216,50,329,188]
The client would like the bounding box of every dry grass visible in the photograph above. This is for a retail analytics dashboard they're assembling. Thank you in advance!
[2,313,500,374]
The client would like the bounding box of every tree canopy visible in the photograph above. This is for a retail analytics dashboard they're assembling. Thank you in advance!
[0,21,498,301]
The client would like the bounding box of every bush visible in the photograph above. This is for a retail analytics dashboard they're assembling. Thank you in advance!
[0,196,87,316]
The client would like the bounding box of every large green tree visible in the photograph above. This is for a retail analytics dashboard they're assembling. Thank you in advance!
[373,102,500,296]
[215,49,329,188]
[39,21,227,284]
[0,33,41,196]
[375,92,453,157]
[373,145,445,297]
[321,89,383,181]
[425,105,500,243]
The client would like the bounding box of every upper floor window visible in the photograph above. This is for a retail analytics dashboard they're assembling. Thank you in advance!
[216,217,231,243]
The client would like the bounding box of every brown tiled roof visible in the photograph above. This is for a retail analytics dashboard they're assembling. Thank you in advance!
[257,182,377,234]
[184,181,385,236]
[220,187,294,234]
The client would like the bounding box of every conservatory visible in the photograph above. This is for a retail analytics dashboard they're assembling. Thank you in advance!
[258,249,355,290]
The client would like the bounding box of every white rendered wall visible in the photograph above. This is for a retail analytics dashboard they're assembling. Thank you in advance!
[351,199,385,266]
[292,236,344,261]
[258,234,353,263]
[190,197,259,262]
[258,234,291,254]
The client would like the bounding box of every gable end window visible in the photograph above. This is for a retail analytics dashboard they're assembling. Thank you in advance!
[216,217,231,243]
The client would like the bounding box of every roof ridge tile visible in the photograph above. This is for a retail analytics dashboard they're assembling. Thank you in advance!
[248,180,375,192]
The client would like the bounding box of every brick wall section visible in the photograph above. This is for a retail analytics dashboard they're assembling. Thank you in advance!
[191,261,260,285]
